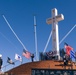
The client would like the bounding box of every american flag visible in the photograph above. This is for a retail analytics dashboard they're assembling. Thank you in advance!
[22,49,31,59]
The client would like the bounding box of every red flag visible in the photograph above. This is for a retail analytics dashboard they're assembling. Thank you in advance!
[64,44,73,56]
[22,50,31,59]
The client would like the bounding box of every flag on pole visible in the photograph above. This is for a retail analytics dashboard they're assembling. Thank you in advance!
[15,54,22,61]
[64,42,73,56]
[22,49,31,59]
[7,57,15,65]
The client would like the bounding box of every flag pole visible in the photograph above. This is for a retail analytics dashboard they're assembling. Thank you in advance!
[2,60,17,72]
[59,24,76,44]
[43,31,52,53]
[34,15,38,61]
[2,15,27,51]
[21,56,23,65]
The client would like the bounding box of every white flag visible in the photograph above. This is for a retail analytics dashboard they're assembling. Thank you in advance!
[15,54,22,61]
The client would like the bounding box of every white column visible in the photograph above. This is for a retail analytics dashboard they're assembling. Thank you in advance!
[52,8,59,58]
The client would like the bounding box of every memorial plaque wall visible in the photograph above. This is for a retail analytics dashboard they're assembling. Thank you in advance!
[31,69,76,75]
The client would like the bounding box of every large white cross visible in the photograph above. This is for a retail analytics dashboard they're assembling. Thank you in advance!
[46,8,64,60]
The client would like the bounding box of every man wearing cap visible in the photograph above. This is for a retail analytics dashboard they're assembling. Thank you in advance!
[0,54,3,70]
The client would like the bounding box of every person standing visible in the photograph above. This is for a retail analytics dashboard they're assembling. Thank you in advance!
[31,54,34,62]
[0,54,3,71]
[63,54,68,65]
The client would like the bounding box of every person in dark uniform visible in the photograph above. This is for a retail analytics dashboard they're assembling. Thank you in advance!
[0,54,3,71]
[63,54,68,65]
[31,54,34,62]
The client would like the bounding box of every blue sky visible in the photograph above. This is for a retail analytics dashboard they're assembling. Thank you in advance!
[0,0,76,71]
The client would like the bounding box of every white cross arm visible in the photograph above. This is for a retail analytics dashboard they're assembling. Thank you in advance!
[56,14,64,22]
[46,14,64,24]
[46,18,53,25]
